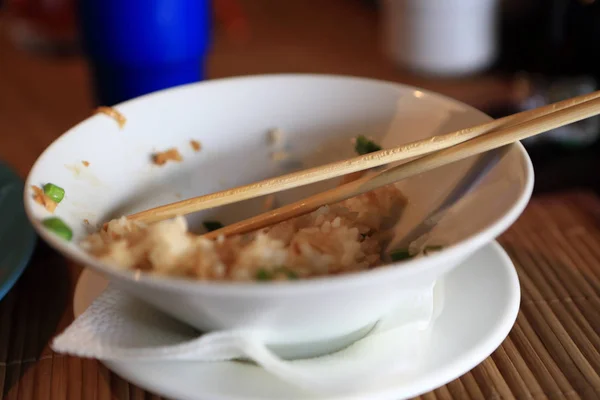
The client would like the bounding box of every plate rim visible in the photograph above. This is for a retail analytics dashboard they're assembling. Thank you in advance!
[73,240,521,400]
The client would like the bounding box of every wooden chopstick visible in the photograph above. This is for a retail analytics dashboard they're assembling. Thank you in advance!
[128,89,600,225]
[202,94,600,239]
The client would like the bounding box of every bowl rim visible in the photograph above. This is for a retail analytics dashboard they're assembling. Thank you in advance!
[24,73,534,295]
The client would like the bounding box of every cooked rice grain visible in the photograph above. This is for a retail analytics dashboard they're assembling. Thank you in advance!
[82,184,406,281]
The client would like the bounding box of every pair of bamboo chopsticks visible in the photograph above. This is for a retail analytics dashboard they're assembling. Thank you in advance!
[128,90,600,238]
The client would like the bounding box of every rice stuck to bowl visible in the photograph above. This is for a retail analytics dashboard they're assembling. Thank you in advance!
[82,185,406,282]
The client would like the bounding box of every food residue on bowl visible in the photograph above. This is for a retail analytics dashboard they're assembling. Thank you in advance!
[263,194,276,211]
[389,245,444,262]
[353,135,382,155]
[267,128,283,146]
[270,150,291,162]
[43,183,65,203]
[190,140,202,152]
[82,161,90,167]
[32,186,56,212]
[32,183,65,212]
[268,128,291,162]
[81,185,406,282]
[152,148,183,165]
[94,106,127,129]
[337,136,382,185]
[64,164,104,186]
[43,217,73,241]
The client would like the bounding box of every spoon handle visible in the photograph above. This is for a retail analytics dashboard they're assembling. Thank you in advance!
[391,146,511,251]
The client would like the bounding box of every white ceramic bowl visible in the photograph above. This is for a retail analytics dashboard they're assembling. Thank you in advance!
[25,75,533,358]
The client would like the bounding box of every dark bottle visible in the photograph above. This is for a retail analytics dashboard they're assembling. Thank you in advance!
[496,0,600,147]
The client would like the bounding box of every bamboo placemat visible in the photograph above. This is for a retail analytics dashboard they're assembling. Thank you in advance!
[1,191,599,400]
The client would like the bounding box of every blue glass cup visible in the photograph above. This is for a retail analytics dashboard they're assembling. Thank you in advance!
[78,0,211,106]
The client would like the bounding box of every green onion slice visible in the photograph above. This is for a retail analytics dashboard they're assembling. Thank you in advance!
[42,217,73,241]
[355,135,382,155]
[43,183,65,203]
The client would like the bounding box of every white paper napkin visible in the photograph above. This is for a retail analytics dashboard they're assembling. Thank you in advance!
[53,280,444,395]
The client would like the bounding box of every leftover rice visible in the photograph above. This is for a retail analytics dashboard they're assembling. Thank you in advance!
[82,184,406,281]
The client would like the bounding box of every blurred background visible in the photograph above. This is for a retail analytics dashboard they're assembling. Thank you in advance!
[1,0,599,195]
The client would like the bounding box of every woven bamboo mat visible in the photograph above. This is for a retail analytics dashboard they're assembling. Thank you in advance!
[1,191,599,400]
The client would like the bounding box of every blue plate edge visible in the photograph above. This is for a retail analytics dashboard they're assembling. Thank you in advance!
[0,162,38,301]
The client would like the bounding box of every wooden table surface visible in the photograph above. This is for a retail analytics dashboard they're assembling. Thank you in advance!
[1,2,599,399]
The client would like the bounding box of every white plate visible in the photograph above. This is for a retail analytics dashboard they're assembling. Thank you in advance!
[74,241,520,400]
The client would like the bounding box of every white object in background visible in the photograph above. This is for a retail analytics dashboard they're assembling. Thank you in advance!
[382,0,500,77]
